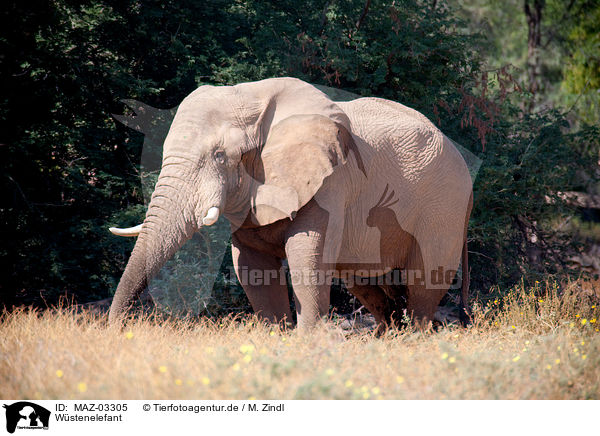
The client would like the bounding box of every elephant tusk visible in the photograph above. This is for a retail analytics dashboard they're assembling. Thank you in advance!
[202,207,220,226]
[109,224,143,237]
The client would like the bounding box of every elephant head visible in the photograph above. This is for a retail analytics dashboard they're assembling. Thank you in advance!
[108,78,363,324]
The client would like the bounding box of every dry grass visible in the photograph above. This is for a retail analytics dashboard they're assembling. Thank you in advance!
[1,281,599,400]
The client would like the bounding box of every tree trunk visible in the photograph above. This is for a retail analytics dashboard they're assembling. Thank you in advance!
[524,0,544,112]
[355,0,372,30]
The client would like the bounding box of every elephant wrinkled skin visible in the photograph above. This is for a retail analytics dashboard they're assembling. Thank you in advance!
[108,77,473,331]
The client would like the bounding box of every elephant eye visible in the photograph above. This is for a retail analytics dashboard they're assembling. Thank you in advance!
[215,151,226,165]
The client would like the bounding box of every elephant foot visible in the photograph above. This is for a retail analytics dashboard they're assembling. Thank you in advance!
[346,283,408,335]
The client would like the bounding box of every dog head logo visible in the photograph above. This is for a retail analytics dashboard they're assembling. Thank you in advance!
[3,402,50,433]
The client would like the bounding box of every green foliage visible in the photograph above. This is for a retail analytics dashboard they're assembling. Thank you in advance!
[443,0,600,290]
[451,0,600,125]
[560,4,600,125]
[469,111,598,289]
[217,0,482,112]
[0,0,212,306]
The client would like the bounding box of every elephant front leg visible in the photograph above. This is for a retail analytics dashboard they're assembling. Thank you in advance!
[285,240,330,330]
[284,201,339,330]
[231,235,293,324]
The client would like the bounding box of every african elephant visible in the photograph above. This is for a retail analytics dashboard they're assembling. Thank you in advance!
[109,77,473,330]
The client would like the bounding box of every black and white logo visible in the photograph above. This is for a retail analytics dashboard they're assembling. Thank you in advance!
[3,402,50,434]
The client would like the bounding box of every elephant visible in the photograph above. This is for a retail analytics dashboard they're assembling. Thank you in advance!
[108,77,473,331]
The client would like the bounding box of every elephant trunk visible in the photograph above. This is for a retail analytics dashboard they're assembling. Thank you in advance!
[108,201,196,325]
[108,169,223,324]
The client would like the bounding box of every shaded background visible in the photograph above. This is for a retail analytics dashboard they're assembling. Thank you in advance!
[1,0,598,313]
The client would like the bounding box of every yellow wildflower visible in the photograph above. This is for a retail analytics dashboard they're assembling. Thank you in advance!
[231,363,241,372]
[325,368,335,376]
[242,354,252,363]
[582,355,587,360]
[201,377,210,385]
[441,352,449,360]
[581,318,587,325]
[269,331,275,336]
[239,344,255,354]
[449,357,456,363]
[56,370,64,378]
[77,382,87,393]
[590,318,596,324]
[362,392,370,399]
[512,355,520,362]
[396,376,405,384]
[158,366,167,373]
[545,364,552,370]
[372,387,381,395]
[175,379,182,386]
[124,331,134,340]
[345,380,353,388]
[555,359,561,364]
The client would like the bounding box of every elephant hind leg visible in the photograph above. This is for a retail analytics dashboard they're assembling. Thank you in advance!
[381,283,409,326]
[404,248,446,327]
[406,286,447,327]
[404,262,446,325]
[346,283,404,336]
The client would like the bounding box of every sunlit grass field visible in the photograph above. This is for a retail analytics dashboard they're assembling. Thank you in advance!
[1,281,599,400]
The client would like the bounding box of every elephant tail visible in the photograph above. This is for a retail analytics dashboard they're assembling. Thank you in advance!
[459,236,471,326]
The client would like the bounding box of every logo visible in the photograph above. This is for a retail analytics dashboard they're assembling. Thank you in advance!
[3,402,50,434]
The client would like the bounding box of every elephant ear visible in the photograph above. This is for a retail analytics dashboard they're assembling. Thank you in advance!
[246,114,366,226]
